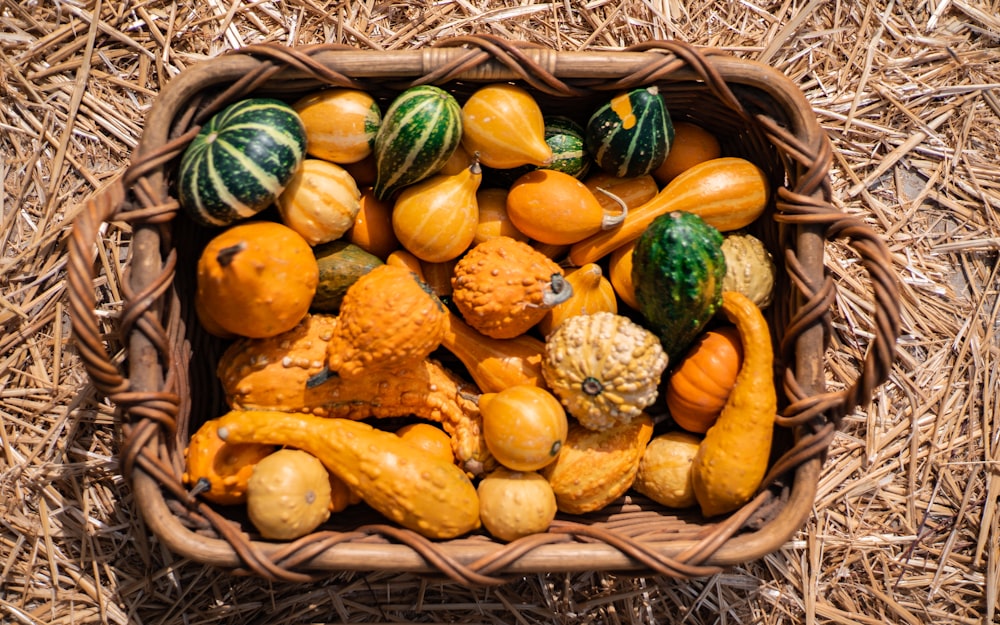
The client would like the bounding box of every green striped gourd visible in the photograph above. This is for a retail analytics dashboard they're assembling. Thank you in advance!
[178,98,306,227]
[543,116,590,179]
[586,86,673,178]
[373,85,462,200]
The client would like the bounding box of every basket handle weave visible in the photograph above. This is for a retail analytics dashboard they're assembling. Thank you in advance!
[68,37,901,584]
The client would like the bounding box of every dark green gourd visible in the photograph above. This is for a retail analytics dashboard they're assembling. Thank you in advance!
[586,86,674,178]
[311,241,384,312]
[631,211,726,361]
[178,98,306,227]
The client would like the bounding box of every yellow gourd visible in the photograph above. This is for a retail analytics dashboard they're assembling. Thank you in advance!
[461,83,552,169]
[536,263,617,337]
[440,310,547,393]
[183,418,277,505]
[633,431,703,509]
[216,410,481,539]
[392,162,481,262]
[477,467,557,541]
[293,88,380,164]
[276,158,362,246]
[246,449,332,540]
[480,385,568,472]
[690,291,776,517]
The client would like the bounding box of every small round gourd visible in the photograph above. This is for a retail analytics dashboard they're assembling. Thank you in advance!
[665,325,743,434]
[477,467,557,541]
[246,449,332,540]
[480,385,568,472]
[293,88,381,164]
[721,232,777,308]
[633,431,703,509]
[276,158,361,246]
[542,312,668,431]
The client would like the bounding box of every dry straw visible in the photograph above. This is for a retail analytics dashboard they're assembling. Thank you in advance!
[1,1,997,624]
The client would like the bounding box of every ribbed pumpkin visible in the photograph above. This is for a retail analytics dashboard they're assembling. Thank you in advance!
[293,88,381,164]
[537,263,617,337]
[178,98,306,227]
[461,83,552,169]
[391,162,481,262]
[664,325,743,434]
[276,158,361,246]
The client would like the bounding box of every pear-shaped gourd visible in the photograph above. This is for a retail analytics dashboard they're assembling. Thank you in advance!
[461,83,552,169]
[537,263,618,337]
[392,162,482,263]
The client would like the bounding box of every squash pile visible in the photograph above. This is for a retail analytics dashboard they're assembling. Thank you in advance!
[178,84,782,543]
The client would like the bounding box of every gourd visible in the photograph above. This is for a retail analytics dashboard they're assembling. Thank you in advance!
[325,264,446,377]
[246,449,332,540]
[631,211,726,361]
[480,385,568,472]
[311,240,383,312]
[215,410,481,539]
[276,158,361,245]
[690,291,777,518]
[293,88,381,164]
[541,414,654,514]
[665,325,743,434]
[195,221,318,339]
[178,98,306,227]
[721,232,777,309]
[606,240,638,310]
[384,248,425,277]
[391,162,481,262]
[477,467,557,541]
[396,423,455,465]
[542,312,667,432]
[451,236,573,339]
[540,116,590,178]
[474,187,530,244]
[460,83,552,169]
[633,431,703,509]
[505,169,626,246]
[374,85,462,200]
[419,258,457,298]
[652,121,721,184]
[536,263,617,337]
[586,86,673,178]
[345,187,398,259]
[568,157,769,266]
[182,418,276,505]
[439,311,547,393]
[218,316,487,468]
[583,172,659,213]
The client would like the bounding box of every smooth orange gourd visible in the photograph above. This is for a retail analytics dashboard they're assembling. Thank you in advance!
[461,83,552,169]
[583,172,659,213]
[480,385,569,472]
[536,263,617,337]
[474,187,530,244]
[606,239,638,310]
[652,122,722,184]
[346,187,398,259]
[665,325,743,434]
[440,310,547,393]
[396,423,456,465]
[392,162,481,262]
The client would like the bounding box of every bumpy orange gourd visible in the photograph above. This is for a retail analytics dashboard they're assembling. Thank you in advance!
[195,221,318,339]
[460,83,552,169]
[452,236,573,339]
[325,264,446,377]
[440,310,547,393]
[183,418,277,505]
[391,162,481,262]
[505,169,626,245]
[480,385,569,472]
[665,325,743,434]
[536,263,618,337]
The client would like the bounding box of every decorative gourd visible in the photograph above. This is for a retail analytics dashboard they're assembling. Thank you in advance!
[568,157,770,266]
[665,325,743,434]
[396,423,455,465]
[583,172,659,213]
[182,418,276,505]
[480,385,568,472]
[218,318,486,468]
[419,258,457,298]
[178,98,306,227]
[606,240,638,310]
[195,221,318,339]
[276,158,362,245]
[633,431,703,509]
[542,312,667,431]
[216,410,481,539]
[451,236,573,339]
[474,187,530,244]
[541,116,590,178]
[460,83,552,169]
[586,86,673,178]
[631,211,726,361]
[652,121,722,184]
[721,232,777,308]
[438,142,474,175]
[691,291,777,518]
[536,263,617,337]
[505,169,626,246]
[541,414,654,514]
[246,449,332,540]
[343,154,377,187]
[384,248,426,277]
[293,88,381,164]
[391,162,481,262]
[311,240,383,312]
[346,187,398,259]
[373,85,462,200]
[439,310,547,393]
[477,467,557,541]
[325,264,446,377]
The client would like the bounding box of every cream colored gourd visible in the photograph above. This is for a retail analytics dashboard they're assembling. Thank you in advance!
[721,232,777,308]
[246,449,333,540]
[633,431,703,509]
[537,263,617,337]
[276,158,362,246]
[461,83,552,169]
[392,162,481,262]
[293,88,380,163]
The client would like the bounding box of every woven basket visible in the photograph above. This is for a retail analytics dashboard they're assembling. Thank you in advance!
[69,36,900,585]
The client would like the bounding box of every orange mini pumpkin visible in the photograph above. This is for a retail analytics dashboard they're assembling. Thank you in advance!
[664,325,744,434]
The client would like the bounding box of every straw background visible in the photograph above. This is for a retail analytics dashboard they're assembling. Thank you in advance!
[2,1,997,623]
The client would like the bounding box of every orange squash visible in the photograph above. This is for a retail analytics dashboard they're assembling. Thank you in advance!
[606,239,638,310]
[583,172,659,213]
[474,187,530,244]
[652,122,722,184]
[461,83,552,169]
[480,385,569,472]
[183,418,277,505]
[440,310,547,393]
[346,187,398,259]
[392,162,481,262]
[536,263,617,337]
[665,325,743,434]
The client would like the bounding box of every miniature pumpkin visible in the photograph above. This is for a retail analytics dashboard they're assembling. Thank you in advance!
[195,221,318,339]
[542,312,667,431]
[721,232,777,309]
[460,83,552,169]
[633,431,703,509]
[665,325,743,434]
[391,162,481,262]
[182,418,276,505]
[541,414,654,514]
[480,385,568,472]
[536,263,618,337]
[325,264,446,377]
[477,467,557,541]
[276,158,361,246]
[246,449,333,540]
[451,236,573,339]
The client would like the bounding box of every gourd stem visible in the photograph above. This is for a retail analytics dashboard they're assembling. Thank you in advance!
[216,241,247,267]
[542,274,574,307]
[594,187,628,230]
[581,376,604,396]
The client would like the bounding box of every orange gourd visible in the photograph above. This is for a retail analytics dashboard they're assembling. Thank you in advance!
[183,418,277,505]
[293,88,380,164]
[461,83,552,169]
[606,239,638,310]
[396,423,456,465]
[346,187,398,259]
[392,162,481,262]
[419,258,457,298]
[506,169,626,245]
[474,187,530,244]
[665,325,743,434]
[652,122,722,184]
[536,263,617,337]
[568,157,770,266]
[480,385,569,472]
[276,158,361,246]
[439,310,547,393]
[583,172,659,213]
